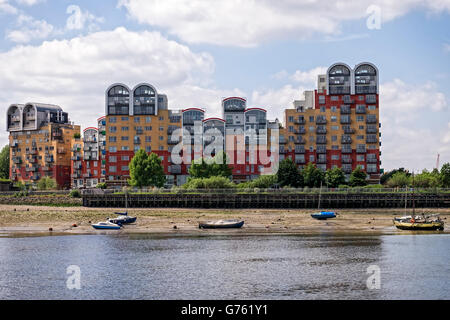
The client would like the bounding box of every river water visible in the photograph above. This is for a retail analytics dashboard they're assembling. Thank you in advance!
[0,233,448,299]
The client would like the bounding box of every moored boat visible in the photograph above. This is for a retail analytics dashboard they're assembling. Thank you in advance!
[92,221,122,230]
[393,219,444,231]
[108,215,137,225]
[199,219,244,229]
[311,211,337,220]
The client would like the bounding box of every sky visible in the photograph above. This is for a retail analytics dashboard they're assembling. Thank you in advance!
[0,0,449,172]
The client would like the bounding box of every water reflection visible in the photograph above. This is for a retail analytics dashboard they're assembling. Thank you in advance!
[0,234,448,299]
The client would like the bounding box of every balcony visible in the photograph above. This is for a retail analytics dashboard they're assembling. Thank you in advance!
[294,147,305,153]
[366,116,377,124]
[169,165,181,174]
[315,117,327,124]
[366,136,378,143]
[365,95,377,104]
[342,157,352,164]
[316,135,327,144]
[366,126,377,133]
[340,105,351,114]
[294,118,305,124]
[367,157,378,163]
[356,146,366,153]
[340,116,351,124]
[294,137,306,144]
[316,126,327,134]
[295,127,306,134]
[342,147,352,154]
[341,135,352,144]
[135,129,143,135]
[343,127,355,134]
[316,146,327,153]
[343,95,354,104]
[356,106,366,114]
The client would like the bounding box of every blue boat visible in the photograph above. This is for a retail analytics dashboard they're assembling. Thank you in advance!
[311,211,337,220]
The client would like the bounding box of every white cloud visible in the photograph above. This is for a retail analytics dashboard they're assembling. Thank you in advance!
[444,43,450,53]
[6,14,54,43]
[118,0,450,46]
[0,0,18,14]
[380,79,449,171]
[291,67,327,85]
[66,5,104,32]
[0,27,216,146]
[14,0,45,6]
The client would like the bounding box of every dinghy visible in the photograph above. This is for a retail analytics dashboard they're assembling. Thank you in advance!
[108,215,137,225]
[199,219,244,229]
[311,211,337,220]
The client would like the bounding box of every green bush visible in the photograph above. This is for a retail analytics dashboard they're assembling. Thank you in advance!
[362,184,383,188]
[386,172,410,188]
[183,176,235,189]
[338,184,350,189]
[70,189,81,198]
[237,175,277,189]
[37,177,57,190]
[96,182,107,189]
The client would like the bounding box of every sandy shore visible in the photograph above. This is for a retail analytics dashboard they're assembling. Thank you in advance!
[0,205,449,237]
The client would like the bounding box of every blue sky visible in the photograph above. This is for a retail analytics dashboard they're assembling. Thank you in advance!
[0,0,449,171]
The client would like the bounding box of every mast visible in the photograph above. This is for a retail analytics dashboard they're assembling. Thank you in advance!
[412,171,415,217]
[318,180,322,210]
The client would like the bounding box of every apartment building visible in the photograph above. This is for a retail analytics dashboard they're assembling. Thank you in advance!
[7,62,381,189]
[7,103,80,188]
[281,62,381,182]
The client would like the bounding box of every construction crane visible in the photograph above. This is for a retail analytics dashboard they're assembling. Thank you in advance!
[436,153,440,170]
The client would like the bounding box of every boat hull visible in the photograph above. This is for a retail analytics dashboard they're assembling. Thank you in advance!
[199,221,244,229]
[393,220,444,231]
[109,216,136,224]
[311,212,336,220]
[92,225,121,230]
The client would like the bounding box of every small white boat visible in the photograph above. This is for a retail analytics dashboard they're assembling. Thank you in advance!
[199,219,244,229]
[92,220,121,230]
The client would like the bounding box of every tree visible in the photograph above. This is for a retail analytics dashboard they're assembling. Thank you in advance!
[188,151,233,179]
[349,166,367,186]
[0,145,9,179]
[380,168,410,185]
[325,167,346,188]
[302,163,324,187]
[128,149,166,188]
[414,169,440,188]
[385,171,410,188]
[276,158,303,187]
[37,176,57,190]
[440,163,450,187]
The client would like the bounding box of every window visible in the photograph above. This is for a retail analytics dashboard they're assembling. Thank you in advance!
[109,117,116,123]
[121,156,129,161]
[331,135,337,142]
[331,145,339,150]
[331,155,339,160]
[159,126,164,131]
[309,155,315,162]
[134,117,140,123]
[145,146,151,152]
[331,125,339,130]
[121,136,129,141]
[288,116,294,122]
[145,126,152,131]
[122,166,129,171]
[109,166,117,173]
[146,117,152,123]
[357,135,364,140]
[331,116,337,122]
[320,106,326,112]
[319,96,325,104]
[109,136,116,142]
[368,105,376,110]
[159,146,164,151]
[331,96,339,101]
[159,136,164,141]
[145,136,151,142]
[109,126,117,133]
[109,146,117,152]
[357,116,364,122]
[121,116,128,121]
[121,146,129,151]
[309,126,315,132]
[359,125,364,130]
[309,116,314,122]
[331,106,337,112]
[288,126,294,132]
[159,117,164,121]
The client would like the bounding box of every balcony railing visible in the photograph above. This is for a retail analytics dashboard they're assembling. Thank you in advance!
[294,147,305,153]
[294,119,305,124]
[342,147,352,153]
[366,116,377,123]
[342,157,352,164]
[343,96,354,104]
[316,146,327,153]
[356,106,366,114]
[366,126,377,133]
[340,105,351,114]
[295,127,306,134]
[343,127,355,134]
[294,137,306,144]
[367,157,378,163]
[340,116,351,124]
[316,127,327,134]
[356,147,366,153]
[316,136,327,144]
[316,117,327,124]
